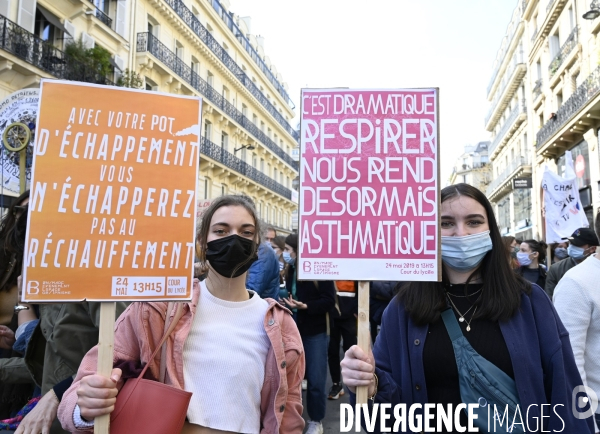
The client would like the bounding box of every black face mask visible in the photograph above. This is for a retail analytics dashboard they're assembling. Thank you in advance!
[205,234,258,278]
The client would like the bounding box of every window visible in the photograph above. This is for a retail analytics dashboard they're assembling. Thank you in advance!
[204,178,209,199]
[221,132,228,151]
[242,104,248,118]
[274,168,278,182]
[204,121,212,141]
[536,61,542,80]
[221,185,226,196]
[549,33,560,58]
[147,15,159,37]
[569,7,574,30]
[260,121,265,133]
[35,7,61,44]
[207,71,214,87]
[252,154,257,168]
[222,86,229,102]
[267,163,272,178]
[191,57,199,74]
[192,6,200,21]
[175,40,184,59]
[145,77,158,91]
[268,128,272,139]
[557,91,563,109]
[241,147,246,161]
[260,159,265,172]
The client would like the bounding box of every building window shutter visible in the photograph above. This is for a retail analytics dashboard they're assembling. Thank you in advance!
[18,0,36,33]
[82,32,95,49]
[116,0,127,37]
[64,20,75,41]
[0,1,11,18]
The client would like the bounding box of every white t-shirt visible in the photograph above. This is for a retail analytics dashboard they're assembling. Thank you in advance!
[183,280,270,433]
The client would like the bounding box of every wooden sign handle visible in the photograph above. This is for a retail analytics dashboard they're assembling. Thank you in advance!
[356,281,370,405]
[94,302,116,434]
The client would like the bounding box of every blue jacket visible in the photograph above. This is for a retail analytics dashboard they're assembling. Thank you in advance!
[246,243,280,300]
[351,285,595,433]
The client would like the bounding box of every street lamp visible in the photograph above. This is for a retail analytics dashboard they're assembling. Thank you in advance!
[234,144,255,154]
[583,0,600,20]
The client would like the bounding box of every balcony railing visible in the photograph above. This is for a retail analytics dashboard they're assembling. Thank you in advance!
[489,103,526,156]
[547,0,558,12]
[200,136,292,200]
[91,3,113,29]
[210,0,294,110]
[0,14,115,86]
[137,32,297,170]
[486,156,530,197]
[485,53,525,126]
[162,0,298,141]
[536,64,600,148]
[532,79,543,100]
[549,26,578,78]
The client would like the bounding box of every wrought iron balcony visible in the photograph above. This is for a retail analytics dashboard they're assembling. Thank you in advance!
[486,155,531,198]
[209,0,294,110]
[536,65,600,148]
[486,12,524,96]
[162,0,298,141]
[200,136,292,200]
[88,2,113,29]
[485,53,526,129]
[0,14,115,86]
[137,32,297,170]
[549,26,578,78]
[489,102,526,157]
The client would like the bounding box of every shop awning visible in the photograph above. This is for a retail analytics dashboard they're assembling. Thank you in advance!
[37,5,71,36]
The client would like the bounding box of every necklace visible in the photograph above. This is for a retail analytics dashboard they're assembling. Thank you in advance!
[446,294,478,332]
[445,287,483,298]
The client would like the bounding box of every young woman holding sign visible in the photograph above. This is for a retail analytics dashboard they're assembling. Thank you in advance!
[341,183,595,433]
[57,195,305,434]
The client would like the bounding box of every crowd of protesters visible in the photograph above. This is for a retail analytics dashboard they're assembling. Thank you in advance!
[1,186,599,433]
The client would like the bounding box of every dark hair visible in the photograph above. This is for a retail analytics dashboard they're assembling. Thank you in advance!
[397,183,531,325]
[196,195,261,277]
[501,236,516,253]
[0,190,30,292]
[272,235,286,251]
[265,226,277,235]
[285,233,298,252]
[595,210,600,241]
[522,239,548,264]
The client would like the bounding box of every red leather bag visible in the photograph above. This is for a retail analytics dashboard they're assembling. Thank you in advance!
[110,303,192,434]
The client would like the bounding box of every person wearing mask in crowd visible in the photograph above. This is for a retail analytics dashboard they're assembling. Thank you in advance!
[264,226,277,244]
[0,191,36,420]
[340,183,595,433]
[545,228,599,298]
[516,239,548,291]
[327,281,357,400]
[246,223,281,300]
[551,241,570,264]
[282,234,335,434]
[369,281,401,343]
[502,236,520,269]
[554,212,600,432]
[57,195,305,434]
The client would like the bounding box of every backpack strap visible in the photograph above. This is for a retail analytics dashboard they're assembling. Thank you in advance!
[440,308,464,342]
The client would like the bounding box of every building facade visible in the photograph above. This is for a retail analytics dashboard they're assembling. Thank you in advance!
[448,141,491,192]
[485,0,600,240]
[0,0,298,232]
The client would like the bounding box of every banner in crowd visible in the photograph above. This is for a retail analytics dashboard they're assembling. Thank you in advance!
[0,89,39,195]
[542,150,588,243]
[23,80,202,302]
[298,88,440,281]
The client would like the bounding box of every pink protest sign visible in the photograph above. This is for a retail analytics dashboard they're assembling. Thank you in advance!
[298,89,440,281]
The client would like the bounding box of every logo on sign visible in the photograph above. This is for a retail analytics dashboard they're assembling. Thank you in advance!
[575,155,585,178]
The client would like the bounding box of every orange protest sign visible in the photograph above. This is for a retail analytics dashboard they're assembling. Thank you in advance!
[22,80,202,302]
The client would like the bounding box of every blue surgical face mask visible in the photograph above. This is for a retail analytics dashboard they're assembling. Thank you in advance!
[554,247,568,260]
[282,251,295,265]
[516,251,532,266]
[567,244,587,260]
[441,230,493,272]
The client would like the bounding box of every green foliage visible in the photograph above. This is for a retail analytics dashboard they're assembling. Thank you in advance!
[64,38,112,77]
[117,68,144,88]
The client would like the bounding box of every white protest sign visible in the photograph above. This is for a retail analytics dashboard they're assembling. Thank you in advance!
[542,151,588,243]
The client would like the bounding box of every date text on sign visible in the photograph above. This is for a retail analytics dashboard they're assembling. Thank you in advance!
[111,277,188,297]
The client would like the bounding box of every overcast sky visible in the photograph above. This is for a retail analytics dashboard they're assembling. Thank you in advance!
[229,0,519,183]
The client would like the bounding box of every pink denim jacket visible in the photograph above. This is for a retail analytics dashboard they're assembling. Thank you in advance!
[57,280,305,434]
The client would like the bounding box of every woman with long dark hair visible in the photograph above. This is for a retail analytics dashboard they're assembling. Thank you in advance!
[341,183,595,433]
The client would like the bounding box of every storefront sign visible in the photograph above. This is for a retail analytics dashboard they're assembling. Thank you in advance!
[23,80,202,302]
[513,177,532,189]
[298,88,440,281]
[542,151,588,243]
